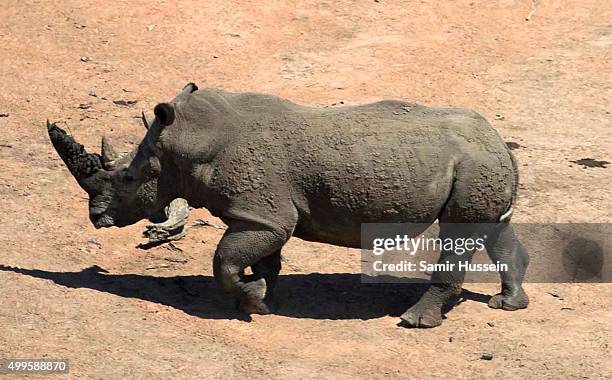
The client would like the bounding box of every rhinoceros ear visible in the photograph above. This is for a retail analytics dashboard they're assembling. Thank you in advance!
[154,103,175,127]
[182,82,198,94]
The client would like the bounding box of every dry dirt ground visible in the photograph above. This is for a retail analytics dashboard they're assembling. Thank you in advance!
[1,1,611,379]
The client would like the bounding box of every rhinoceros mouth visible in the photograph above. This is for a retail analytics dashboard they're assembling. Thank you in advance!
[91,213,115,228]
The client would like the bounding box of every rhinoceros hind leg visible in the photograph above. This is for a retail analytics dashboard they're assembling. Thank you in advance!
[400,224,477,328]
[485,223,529,310]
[399,291,445,328]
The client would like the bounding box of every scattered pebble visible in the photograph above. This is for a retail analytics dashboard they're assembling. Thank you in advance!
[570,158,609,168]
[113,99,138,106]
[506,141,522,150]
[164,257,188,263]
[0,113,9,117]
[166,242,183,253]
[192,219,227,230]
[480,353,494,360]
[80,56,92,62]
[547,289,560,298]
[146,24,156,31]
[87,239,101,249]
[78,103,92,109]
[487,321,495,327]
[494,113,505,120]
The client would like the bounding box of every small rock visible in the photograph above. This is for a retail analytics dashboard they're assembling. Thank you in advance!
[87,239,102,249]
[164,257,188,264]
[547,289,560,298]
[0,113,9,117]
[487,321,495,327]
[506,141,522,150]
[570,158,609,169]
[494,113,505,120]
[80,56,92,62]
[113,99,138,106]
[480,353,494,360]
[448,336,453,342]
[146,24,156,31]
[78,103,93,109]
[213,55,219,58]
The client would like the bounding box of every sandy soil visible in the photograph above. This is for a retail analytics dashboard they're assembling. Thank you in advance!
[0,0,611,378]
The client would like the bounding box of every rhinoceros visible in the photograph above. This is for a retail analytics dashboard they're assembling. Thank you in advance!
[47,83,529,327]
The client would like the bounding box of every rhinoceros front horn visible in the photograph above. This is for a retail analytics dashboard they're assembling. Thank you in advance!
[47,120,104,194]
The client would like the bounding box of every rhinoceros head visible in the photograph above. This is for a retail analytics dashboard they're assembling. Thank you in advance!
[48,83,198,228]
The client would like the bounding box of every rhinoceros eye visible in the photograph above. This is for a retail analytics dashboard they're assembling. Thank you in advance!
[121,168,135,182]
[149,157,161,175]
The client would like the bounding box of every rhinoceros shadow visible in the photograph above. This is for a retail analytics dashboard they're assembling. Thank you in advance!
[0,264,489,322]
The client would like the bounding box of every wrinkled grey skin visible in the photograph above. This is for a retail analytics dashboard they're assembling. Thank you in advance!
[48,83,529,328]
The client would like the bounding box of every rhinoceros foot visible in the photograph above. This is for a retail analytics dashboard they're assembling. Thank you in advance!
[399,303,444,328]
[488,288,529,311]
[239,278,273,315]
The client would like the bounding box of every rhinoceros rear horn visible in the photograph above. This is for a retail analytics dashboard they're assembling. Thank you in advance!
[101,136,118,169]
[141,111,153,130]
[47,120,104,194]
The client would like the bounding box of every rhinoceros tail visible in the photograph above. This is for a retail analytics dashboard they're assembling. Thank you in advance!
[499,146,519,222]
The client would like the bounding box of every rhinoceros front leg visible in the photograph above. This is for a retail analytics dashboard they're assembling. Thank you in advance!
[213,221,289,315]
[251,250,282,301]
[400,224,476,328]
